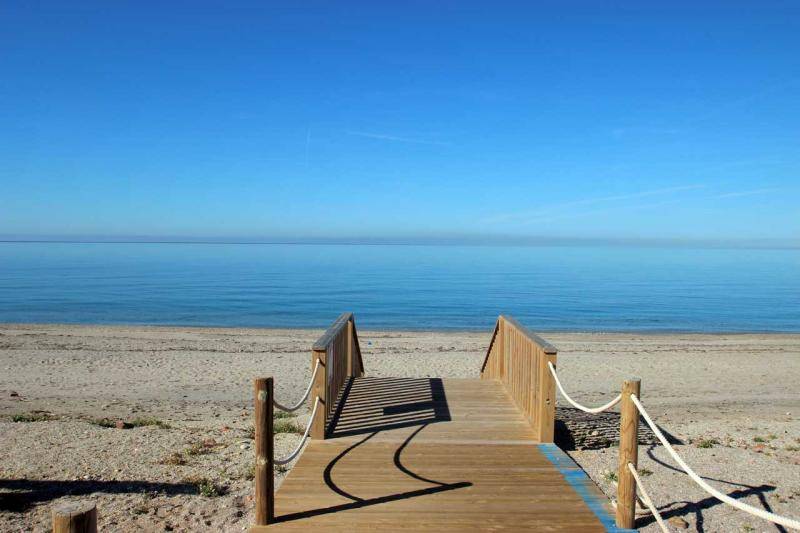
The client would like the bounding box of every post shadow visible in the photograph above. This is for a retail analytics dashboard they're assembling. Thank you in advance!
[0,479,201,513]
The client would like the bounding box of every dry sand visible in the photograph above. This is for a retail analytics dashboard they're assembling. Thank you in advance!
[1,324,798,532]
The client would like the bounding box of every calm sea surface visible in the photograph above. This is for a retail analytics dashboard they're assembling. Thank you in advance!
[0,243,798,332]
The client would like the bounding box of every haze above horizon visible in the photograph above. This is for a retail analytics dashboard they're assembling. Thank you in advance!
[1,2,798,245]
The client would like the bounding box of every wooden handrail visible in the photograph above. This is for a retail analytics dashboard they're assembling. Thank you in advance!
[480,315,558,442]
[312,312,352,350]
[310,312,364,439]
[498,315,557,354]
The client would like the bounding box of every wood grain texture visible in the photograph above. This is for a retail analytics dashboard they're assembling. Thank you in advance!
[481,315,558,443]
[616,378,641,529]
[254,378,275,525]
[52,501,97,533]
[310,349,327,439]
[312,312,352,350]
[310,313,365,439]
[251,378,610,531]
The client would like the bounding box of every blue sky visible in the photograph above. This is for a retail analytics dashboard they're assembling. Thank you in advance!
[1,1,798,245]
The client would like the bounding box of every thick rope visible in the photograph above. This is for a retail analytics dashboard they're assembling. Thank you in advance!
[628,462,670,532]
[547,361,622,414]
[274,397,320,466]
[273,360,320,412]
[631,394,800,530]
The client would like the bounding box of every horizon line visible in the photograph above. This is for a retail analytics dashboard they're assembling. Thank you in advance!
[1,235,798,250]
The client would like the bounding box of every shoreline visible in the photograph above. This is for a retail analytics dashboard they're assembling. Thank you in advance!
[3,321,800,336]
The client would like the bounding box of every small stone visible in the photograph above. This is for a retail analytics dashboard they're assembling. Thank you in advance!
[240,444,249,450]
[668,516,690,529]
[203,438,217,448]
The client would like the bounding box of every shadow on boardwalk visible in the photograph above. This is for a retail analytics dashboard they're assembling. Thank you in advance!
[276,423,471,524]
[276,377,470,524]
[328,377,451,438]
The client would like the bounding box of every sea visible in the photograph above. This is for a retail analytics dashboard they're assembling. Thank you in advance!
[0,243,798,332]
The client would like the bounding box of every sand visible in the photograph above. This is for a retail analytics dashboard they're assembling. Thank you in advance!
[1,324,798,532]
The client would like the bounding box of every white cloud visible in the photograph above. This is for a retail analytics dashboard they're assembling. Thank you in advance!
[716,188,781,199]
[346,130,451,146]
[484,184,705,225]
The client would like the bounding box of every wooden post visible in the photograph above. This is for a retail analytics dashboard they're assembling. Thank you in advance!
[52,501,97,533]
[536,351,557,443]
[310,348,327,439]
[346,319,354,377]
[254,377,274,525]
[616,378,641,529]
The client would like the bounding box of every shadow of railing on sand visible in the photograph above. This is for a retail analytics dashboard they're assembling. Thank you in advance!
[637,444,782,533]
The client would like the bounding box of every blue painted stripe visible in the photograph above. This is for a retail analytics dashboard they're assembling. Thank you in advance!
[538,443,637,533]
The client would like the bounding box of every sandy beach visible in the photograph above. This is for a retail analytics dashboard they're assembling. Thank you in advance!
[1,324,798,532]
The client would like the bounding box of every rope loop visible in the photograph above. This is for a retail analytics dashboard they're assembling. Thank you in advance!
[274,397,319,466]
[273,360,320,412]
[547,361,622,414]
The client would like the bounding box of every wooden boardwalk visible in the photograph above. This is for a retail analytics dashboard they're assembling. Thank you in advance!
[250,313,800,531]
[253,377,623,531]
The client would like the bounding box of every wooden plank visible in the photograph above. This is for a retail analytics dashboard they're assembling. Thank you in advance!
[537,351,557,442]
[251,378,610,532]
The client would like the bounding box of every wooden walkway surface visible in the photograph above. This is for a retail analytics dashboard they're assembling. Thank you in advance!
[253,377,624,531]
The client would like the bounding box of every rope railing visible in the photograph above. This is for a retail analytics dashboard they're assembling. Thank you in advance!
[627,462,669,532]
[547,361,622,413]
[630,394,800,530]
[274,397,320,466]
[273,360,320,413]
[548,362,800,530]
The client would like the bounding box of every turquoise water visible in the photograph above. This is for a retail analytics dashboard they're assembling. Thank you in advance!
[0,243,798,332]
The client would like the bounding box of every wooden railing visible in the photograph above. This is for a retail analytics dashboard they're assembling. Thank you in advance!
[253,312,364,526]
[310,312,364,439]
[480,315,558,442]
